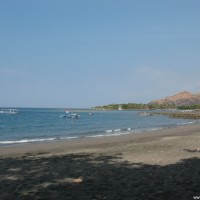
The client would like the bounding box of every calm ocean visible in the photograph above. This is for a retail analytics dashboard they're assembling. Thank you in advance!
[0,108,198,145]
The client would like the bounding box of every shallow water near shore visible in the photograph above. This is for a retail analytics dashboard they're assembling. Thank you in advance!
[0,108,198,145]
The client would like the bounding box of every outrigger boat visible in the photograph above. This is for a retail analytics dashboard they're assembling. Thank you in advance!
[0,109,18,114]
[60,110,80,119]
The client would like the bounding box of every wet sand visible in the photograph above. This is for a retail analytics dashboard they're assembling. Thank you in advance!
[1,124,200,199]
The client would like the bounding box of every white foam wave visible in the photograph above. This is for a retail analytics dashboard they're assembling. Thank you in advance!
[60,136,79,140]
[114,129,121,132]
[177,121,196,125]
[86,134,105,138]
[106,132,130,137]
[0,138,56,145]
[106,130,113,133]
[87,131,131,138]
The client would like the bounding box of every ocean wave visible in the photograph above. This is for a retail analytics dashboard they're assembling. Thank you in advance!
[106,130,113,133]
[60,136,79,140]
[106,132,130,137]
[87,132,131,138]
[86,134,106,138]
[0,137,56,145]
[177,121,196,125]
[1,121,196,145]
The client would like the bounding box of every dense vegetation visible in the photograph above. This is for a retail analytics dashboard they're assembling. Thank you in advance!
[94,103,148,110]
[177,105,200,110]
[95,103,200,110]
[94,103,176,110]
[148,103,176,110]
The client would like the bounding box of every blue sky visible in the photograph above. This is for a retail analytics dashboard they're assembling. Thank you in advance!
[0,0,200,108]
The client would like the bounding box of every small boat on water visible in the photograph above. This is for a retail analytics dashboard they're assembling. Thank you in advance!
[0,109,18,114]
[138,111,153,116]
[71,113,80,119]
[60,111,80,119]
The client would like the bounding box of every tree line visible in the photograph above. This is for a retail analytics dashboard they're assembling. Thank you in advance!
[94,103,200,110]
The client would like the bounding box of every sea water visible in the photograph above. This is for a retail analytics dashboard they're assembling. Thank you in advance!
[0,108,198,145]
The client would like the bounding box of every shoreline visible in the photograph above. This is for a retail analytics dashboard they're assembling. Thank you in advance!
[1,123,200,199]
[153,110,200,119]
[1,123,200,164]
[0,119,199,146]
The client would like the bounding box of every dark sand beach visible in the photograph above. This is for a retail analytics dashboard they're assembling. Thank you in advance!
[1,124,200,200]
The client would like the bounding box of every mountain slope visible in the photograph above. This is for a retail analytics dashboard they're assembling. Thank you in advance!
[149,91,200,106]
